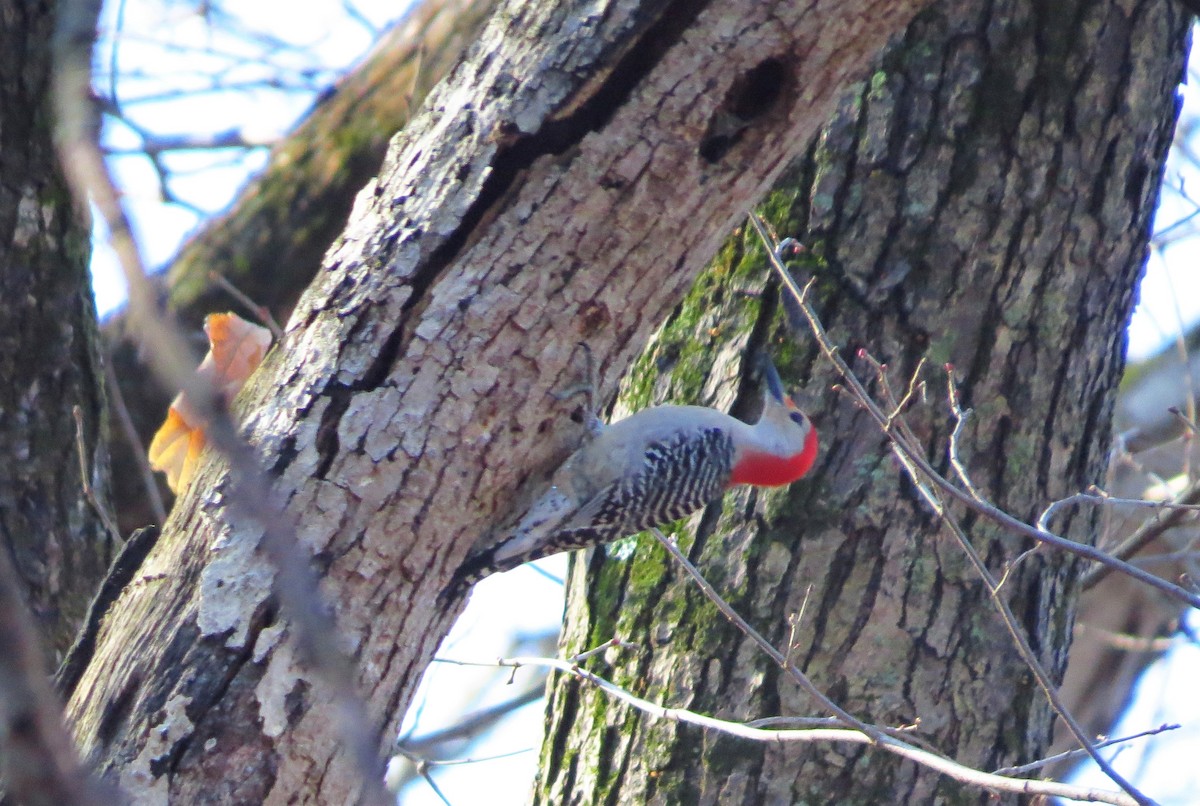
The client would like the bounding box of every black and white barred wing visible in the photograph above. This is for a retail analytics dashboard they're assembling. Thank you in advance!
[555,427,735,548]
[454,427,735,585]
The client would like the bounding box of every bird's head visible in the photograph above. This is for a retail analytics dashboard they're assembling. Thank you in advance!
[729,353,819,487]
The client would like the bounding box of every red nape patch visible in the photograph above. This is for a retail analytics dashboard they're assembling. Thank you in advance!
[729,427,818,487]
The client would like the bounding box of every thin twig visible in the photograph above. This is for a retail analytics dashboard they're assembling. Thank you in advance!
[1072,623,1178,654]
[753,218,1199,612]
[207,271,284,339]
[437,654,1137,806]
[72,405,122,541]
[1129,547,1200,570]
[52,5,390,802]
[784,585,814,669]
[649,528,884,742]
[570,636,640,664]
[1039,487,1200,534]
[1163,265,1198,453]
[341,0,381,36]
[397,685,546,756]
[945,369,985,501]
[398,44,426,125]
[1082,477,1200,590]
[860,350,926,427]
[746,715,844,729]
[993,724,1179,776]
[416,761,453,806]
[1169,406,1199,437]
[994,547,1041,594]
[525,561,566,586]
[752,215,1157,806]
[409,747,535,768]
[103,357,168,524]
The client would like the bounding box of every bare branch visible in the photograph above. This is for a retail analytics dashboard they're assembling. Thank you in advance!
[945,368,986,501]
[1081,476,1200,590]
[438,653,1140,806]
[649,527,884,742]
[993,724,1180,777]
[758,220,1200,611]
[1073,623,1180,654]
[1169,406,1199,437]
[72,405,121,540]
[753,216,1158,806]
[103,358,167,524]
[569,636,640,664]
[397,684,545,756]
[407,747,535,768]
[207,271,285,339]
[52,3,390,801]
[1040,487,1200,534]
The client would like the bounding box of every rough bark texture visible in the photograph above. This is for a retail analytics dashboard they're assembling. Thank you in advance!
[0,0,114,661]
[64,0,931,801]
[103,0,493,535]
[537,0,1189,803]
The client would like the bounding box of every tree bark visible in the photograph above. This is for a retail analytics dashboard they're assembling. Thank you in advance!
[537,0,1189,803]
[63,0,931,801]
[0,0,114,662]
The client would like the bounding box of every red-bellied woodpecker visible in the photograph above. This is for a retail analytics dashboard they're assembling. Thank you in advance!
[454,354,818,584]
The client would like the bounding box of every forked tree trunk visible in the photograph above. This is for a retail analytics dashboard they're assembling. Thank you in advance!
[537,0,1189,802]
[62,1,932,801]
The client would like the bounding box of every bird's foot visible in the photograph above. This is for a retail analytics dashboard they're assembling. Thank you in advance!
[550,343,604,437]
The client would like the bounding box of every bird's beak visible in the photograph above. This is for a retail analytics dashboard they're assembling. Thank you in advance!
[759,353,787,403]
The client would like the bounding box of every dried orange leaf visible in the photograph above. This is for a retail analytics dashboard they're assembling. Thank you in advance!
[148,312,273,494]
[147,408,206,493]
[204,312,274,401]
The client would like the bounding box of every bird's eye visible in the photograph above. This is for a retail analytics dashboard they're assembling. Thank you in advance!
[789,411,807,426]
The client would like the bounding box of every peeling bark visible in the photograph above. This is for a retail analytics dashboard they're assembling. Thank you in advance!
[538,0,1189,803]
[65,0,930,800]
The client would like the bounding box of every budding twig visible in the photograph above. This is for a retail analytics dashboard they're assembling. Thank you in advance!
[751,214,1158,806]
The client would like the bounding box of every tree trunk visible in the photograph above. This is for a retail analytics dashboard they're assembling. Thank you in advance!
[63,0,931,801]
[537,0,1188,803]
[0,0,114,662]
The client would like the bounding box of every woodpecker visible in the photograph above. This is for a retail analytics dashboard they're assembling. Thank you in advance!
[453,354,818,585]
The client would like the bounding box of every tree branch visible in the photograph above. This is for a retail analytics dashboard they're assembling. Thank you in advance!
[53,1,391,802]
[438,653,1140,806]
[754,218,1156,806]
